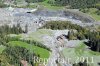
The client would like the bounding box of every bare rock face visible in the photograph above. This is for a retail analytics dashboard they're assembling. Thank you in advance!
[33,9,65,17]
[3,0,27,6]
[0,8,63,32]
[0,8,13,26]
[0,8,39,32]
[64,9,95,23]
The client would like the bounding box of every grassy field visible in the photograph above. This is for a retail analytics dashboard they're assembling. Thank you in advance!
[20,29,52,42]
[15,0,63,9]
[75,42,86,56]
[8,29,52,58]
[9,29,52,42]
[62,42,100,66]
[38,2,63,10]
[85,8,100,21]
[0,45,6,54]
[8,41,50,58]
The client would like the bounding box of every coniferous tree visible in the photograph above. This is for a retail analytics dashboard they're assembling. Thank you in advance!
[25,24,28,33]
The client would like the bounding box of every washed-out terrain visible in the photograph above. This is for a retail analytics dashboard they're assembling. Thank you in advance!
[0,7,100,66]
[0,7,99,33]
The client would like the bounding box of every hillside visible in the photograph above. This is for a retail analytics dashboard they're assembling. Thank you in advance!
[0,0,100,66]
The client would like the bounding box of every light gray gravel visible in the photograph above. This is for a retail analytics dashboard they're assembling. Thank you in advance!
[0,8,98,32]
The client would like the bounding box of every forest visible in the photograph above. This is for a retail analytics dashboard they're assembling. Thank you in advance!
[24,0,100,17]
[0,24,50,66]
[24,0,100,9]
[50,0,100,8]
[0,0,100,66]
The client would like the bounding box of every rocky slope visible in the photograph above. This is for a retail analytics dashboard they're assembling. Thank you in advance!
[0,7,99,32]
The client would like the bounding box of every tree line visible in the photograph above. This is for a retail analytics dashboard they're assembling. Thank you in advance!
[0,23,51,66]
[0,23,28,46]
[1,46,36,66]
[6,36,51,51]
[40,21,83,30]
[48,0,100,9]
[41,21,100,52]
[1,0,99,9]
[24,0,100,9]
[0,23,28,35]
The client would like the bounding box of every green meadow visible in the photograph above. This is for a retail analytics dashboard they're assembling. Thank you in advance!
[8,41,50,58]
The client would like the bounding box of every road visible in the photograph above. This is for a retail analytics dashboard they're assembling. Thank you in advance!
[46,35,72,66]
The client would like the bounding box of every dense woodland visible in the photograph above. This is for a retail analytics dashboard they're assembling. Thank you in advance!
[0,0,100,9]
[0,24,23,46]
[0,23,28,35]
[0,24,50,66]
[24,0,100,9]
[25,0,99,15]
[0,23,28,45]
[0,22,99,66]
[50,0,100,8]
[41,21,100,52]
[1,46,36,66]
[0,0,99,66]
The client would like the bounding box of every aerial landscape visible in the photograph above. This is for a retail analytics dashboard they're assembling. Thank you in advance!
[0,0,100,66]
